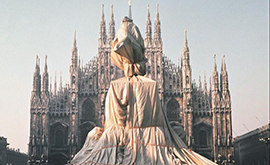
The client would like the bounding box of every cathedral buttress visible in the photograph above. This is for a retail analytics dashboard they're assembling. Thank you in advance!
[69,30,79,155]
[220,55,233,161]
[181,30,193,147]
[211,54,221,162]
[70,30,78,103]
[98,4,109,116]
[29,55,47,162]
[41,55,49,161]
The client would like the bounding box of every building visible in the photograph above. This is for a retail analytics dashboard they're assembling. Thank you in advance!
[28,4,233,164]
[0,136,28,165]
[234,124,270,165]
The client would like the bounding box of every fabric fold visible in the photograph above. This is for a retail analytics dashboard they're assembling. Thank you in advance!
[111,17,147,77]
[71,76,216,165]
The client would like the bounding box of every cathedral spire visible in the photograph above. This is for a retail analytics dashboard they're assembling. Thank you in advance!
[34,55,40,75]
[99,4,107,47]
[108,4,115,45]
[222,54,227,72]
[101,4,104,20]
[221,55,229,91]
[128,0,132,19]
[181,28,193,144]
[73,30,76,48]
[78,52,81,69]
[145,4,152,47]
[42,55,49,92]
[153,4,162,48]
[184,29,189,52]
[59,71,62,92]
[156,4,159,22]
[213,54,217,72]
[147,4,150,19]
[212,54,219,91]
[209,77,212,92]
[44,55,48,73]
[204,71,207,93]
[198,71,202,91]
[220,55,231,110]
[50,77,52,94]
[54,72,57,95]
[71,30,78,68]
[182,30,190,66]
[33,55,41,93]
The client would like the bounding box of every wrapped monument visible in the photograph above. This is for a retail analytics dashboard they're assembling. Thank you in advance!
[71,16,216,165]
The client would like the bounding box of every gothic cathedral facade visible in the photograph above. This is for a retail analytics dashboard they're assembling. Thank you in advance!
[28,4,233,164]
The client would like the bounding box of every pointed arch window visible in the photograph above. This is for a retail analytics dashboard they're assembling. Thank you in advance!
[199,130,207,146]
[186,75,189,84]
[72,76,75,84]
[101,66,104,75]
[81,99,95,121]
[157,66,160,74]
[81,83,84,89]
[166,98,180,121]
[110,66,114,75]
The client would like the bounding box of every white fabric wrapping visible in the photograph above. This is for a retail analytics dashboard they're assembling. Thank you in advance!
[71,76,216,165]
[111,17,147,77]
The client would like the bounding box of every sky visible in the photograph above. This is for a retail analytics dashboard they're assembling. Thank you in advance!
[0,0,268,153]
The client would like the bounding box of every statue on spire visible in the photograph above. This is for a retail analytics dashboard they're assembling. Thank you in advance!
[184,29,188,47]
[128,0,132,19]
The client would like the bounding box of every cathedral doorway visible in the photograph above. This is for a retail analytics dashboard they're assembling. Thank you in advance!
[199,130,207,146]
[50,122,68,147]
[80,98,96,147]
[49,152,68,165]
[166,98,180,122]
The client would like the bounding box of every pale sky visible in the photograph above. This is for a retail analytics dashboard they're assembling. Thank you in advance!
[0,0,269,153]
